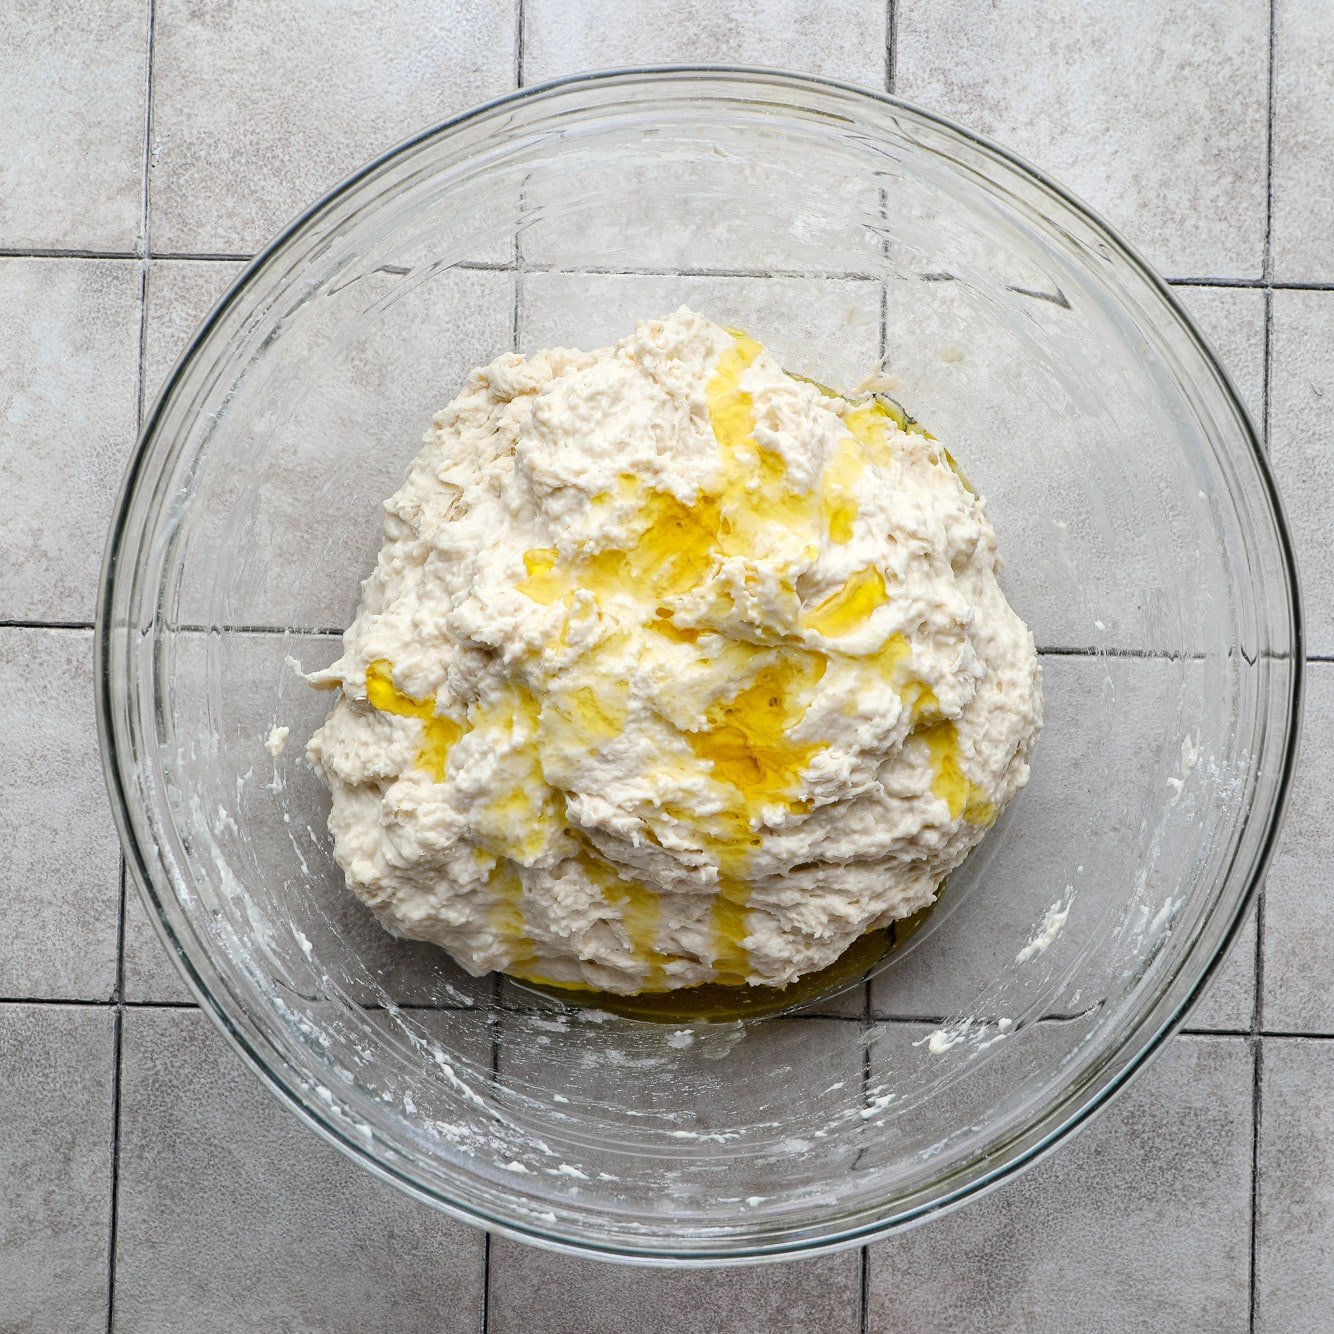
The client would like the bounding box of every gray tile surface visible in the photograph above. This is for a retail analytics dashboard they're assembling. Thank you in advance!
[0,1004,114,1334]
[488,1236,861,1334]
[1,0,1327,1327]
[865,1034,1254,1332]
[1262,663,1334,1034]
[1256,1038,1334,1333]
[0,629,120,1000]
[494,1013,868,1197]
[114,1006,488,1333]
[171,265,516,631]
[141,258,246,411]
[895,0,1269,279]
[523,0,886,86]
[1188,901,1259,1033]
[0,0,147,252]
[1175,283,1268,428]
[150,0,518,255]
[120,886,194,1006]
[1272,0,1334,281]
[0,258,141,621]
[1269,290,1334,655]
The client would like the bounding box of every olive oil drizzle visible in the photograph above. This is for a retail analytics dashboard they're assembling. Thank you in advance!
[354,330,992,1008]
[364,660,462,780]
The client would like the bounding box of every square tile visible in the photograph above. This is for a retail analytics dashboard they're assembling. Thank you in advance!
[515,72,885,278]
[875,272,1234,655]
[1256,1037,1334,1331]
[0,0,146,251]
[896,0,1268,278]
[121,629,494,1009]
[862,1018,1111,1181]
[0,1003,114,1334]
[523,0,886,87]
[520,270,884,391]
[871,655,1211,1023]
[115,1006,487,1333]
[1269,291,1334,655]
[865,1034,1253,1331]
[150,0,517,256]
[488,1234,861,1334]
[0,258,141,621]
[1272,0,1334,281]
[142,258,246,414]
[492,1013,868,1204]
[0,629,119,1000]
[1262,663,1334,1033]
[1174,284,1268,429]
[172,265,514,631]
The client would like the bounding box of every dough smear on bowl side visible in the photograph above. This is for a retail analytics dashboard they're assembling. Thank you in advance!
[307,307,1042,996]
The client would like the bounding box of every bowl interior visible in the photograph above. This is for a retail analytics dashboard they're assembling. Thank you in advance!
[106,71,1298,1259]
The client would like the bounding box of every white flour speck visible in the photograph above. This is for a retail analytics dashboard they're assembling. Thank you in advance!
[860,1093,896,1119]
[1016,897,1071,964]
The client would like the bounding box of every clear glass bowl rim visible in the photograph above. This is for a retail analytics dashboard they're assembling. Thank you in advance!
[96,65,1305,1263]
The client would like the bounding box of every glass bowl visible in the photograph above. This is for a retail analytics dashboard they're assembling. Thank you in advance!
[97,68,1302,1262]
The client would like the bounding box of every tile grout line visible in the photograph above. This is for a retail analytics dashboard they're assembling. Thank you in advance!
[515,0,525,91]
[0,618,95,631]
[0,998,193,1009]
[1253,250,1275,1334]
[1263,0,1278,291]
[105,859,129,1334]
[8,995,1334,1040]
[860,1243,871,1334]
[858,986,872,1334]
[511,0,526,350]
[108,4,156,1326]
[886,0,898,96]
[4,248,1334,298]
[481,1230,492,1334]
[1254,265,1272,1331]
[483,976,502,1333]
[105,1008,124,1334]
[1249,1035,1265,1333]
[0,247,140,260]
[7,240,1334,294]
[1250,4,1277,1327]
[1167,277,1332,290]
[145,250,253,262]
[858,928,875,1316]
[1262,285,1273,454]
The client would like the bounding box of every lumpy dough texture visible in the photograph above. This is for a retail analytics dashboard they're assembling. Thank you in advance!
[307,308,1042,994]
